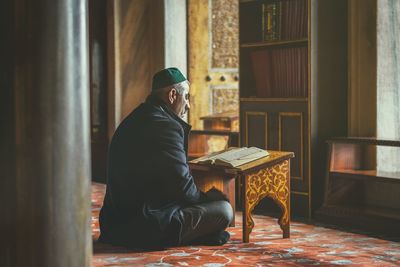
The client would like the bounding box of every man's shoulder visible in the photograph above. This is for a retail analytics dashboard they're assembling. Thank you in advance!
[113,103,182,141]
[136,103,182,131]
[120,103,168,125]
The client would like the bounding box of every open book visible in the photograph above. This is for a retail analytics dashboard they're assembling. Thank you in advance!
[195,147,269,167]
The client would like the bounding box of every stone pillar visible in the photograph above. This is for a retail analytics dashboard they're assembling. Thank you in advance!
[0,0,92,266]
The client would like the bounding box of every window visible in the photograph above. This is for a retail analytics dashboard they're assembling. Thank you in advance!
[377,0,400,173]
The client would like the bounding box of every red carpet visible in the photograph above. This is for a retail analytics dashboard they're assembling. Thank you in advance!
[92,183,400,266]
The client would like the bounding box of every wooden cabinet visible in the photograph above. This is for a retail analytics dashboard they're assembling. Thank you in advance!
[200,111,239,132]
[188,130,239,160]
[316,138,400,235]
[239,0,348,218]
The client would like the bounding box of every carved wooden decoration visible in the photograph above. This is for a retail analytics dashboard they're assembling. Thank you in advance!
[243,159,290,242]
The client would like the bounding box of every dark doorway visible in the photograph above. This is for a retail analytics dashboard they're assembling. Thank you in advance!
[89,0,108,183]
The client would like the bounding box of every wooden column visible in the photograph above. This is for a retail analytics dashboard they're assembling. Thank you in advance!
[188,0,211,130]
[1,0,91,266]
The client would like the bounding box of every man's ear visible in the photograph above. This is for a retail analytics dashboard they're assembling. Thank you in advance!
[168,88,177,104]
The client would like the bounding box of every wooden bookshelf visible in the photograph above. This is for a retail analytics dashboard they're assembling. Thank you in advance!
[319,204,400,222]
[239,0,348,218]
[330,170,400,183]
[241,38,308,49]
[240,46,308,98]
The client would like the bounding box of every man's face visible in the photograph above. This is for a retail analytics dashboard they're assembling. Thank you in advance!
[171,84,190,118]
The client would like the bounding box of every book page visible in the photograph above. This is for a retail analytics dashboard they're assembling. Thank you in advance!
[195,147,269,167]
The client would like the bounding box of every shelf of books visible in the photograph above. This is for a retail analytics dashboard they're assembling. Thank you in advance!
[239,0,311,218]
[239,0,309,99]
[240,0,308,42]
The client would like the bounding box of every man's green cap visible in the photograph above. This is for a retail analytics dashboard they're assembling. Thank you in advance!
[152,67,187,91]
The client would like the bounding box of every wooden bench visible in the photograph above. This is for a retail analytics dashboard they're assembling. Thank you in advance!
[316,137,400,235]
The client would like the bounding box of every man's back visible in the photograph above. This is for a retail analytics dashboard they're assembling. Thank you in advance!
[99,100,202,247]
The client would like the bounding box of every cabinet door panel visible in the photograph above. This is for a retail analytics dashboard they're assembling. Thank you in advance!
[244,112,268,148]
[279,112,303,180]
[241,101,310,216]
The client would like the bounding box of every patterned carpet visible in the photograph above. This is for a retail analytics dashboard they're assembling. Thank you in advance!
[92,183,400,266]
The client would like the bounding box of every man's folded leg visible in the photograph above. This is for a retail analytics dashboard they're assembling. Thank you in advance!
[174,200,233,246]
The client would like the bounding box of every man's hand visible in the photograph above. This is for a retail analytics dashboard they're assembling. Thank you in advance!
[205,187,229,202]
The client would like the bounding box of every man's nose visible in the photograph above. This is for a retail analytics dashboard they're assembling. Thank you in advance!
[186,101,190,110]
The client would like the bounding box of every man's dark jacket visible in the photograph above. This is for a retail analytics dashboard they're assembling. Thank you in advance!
[99,97,206,247]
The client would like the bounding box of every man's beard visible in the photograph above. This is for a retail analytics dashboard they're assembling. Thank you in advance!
[180,108,188,118]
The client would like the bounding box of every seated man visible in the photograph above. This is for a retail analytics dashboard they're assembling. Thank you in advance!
[99,67,233,248]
